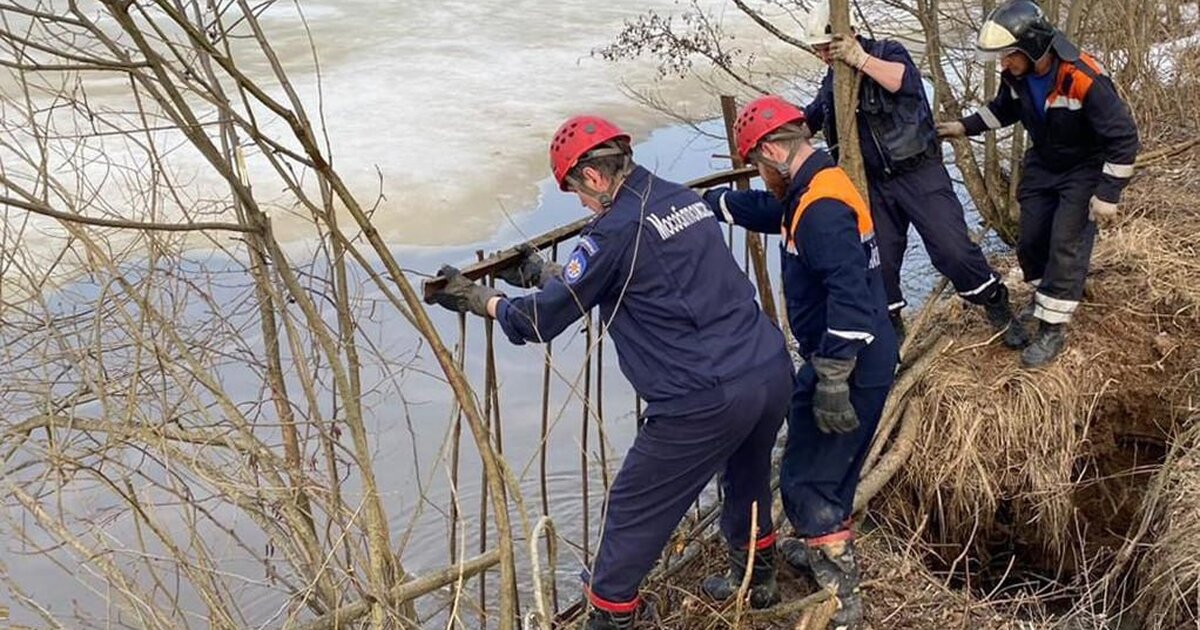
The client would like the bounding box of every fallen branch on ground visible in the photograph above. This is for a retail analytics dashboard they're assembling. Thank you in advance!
[294,550,501,630]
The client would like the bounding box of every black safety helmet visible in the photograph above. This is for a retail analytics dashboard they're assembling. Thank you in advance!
[976,0,1057,62]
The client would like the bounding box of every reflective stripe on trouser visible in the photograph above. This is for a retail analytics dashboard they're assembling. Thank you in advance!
[1016,157,1101,325]
[868,160,1000,310]
[780,367,893,538]
[584,353,792,604]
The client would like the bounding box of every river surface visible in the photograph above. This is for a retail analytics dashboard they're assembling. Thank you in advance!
[0,2,988,626]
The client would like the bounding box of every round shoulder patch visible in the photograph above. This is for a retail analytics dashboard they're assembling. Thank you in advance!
[564,250,588,284]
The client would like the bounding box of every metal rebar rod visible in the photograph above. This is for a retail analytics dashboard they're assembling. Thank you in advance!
[420,167,757,300]
[580,313,593,563]
[596,332,609,496]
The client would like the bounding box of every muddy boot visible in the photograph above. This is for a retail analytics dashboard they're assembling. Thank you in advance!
[983,284,1029,349]
[1016,298,1036,328]
[889,310,906,345]
[779,537,811,576]
[585,608,634,630]
[701,544,781,609]
[807,537,864,630]
[1021,321,1067,368]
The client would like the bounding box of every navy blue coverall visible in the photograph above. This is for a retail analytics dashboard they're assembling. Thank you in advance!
[711,37,1001,315]
[495,166,792,611]
[959,38,1139,324]
[705,151,898,538]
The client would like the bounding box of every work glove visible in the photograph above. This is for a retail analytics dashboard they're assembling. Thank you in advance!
[811,355,859,434]
[829,34,870,71]
[494,244,562,289]
[1088,195,1119,226]
[426,265,503,318]
[935,121,967,138]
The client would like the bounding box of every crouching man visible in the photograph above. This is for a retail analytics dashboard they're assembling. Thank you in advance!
[427,115,792,628]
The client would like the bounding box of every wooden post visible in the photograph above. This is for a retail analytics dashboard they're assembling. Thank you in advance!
[720,95,780,327]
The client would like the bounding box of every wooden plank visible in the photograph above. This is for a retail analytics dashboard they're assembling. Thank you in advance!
[421,166,758,301]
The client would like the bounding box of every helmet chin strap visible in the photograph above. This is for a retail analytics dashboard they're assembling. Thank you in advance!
[566,147,634,210]
[755,132,807,181]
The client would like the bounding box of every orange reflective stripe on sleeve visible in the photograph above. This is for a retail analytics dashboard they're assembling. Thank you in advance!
[786,166,874,250]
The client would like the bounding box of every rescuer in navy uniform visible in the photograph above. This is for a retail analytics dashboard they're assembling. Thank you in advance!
[706,95,899,629]
[940,0,1140,367]
[427,115,793,628]
[706,0,1024,348]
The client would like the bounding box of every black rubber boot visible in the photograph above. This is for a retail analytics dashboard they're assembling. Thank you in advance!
[1016,298,1036,328]
[779,537,811,576]
[983,284,1029,349]
[701,544,781,609]
[585,608,634,630]
[807,538,864,630]
[1021,321,1067,368]
[889,310,906,345]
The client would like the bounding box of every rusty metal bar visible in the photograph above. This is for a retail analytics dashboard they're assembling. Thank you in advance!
[581,313,593,563]
[420,167,757,300]
[597,331,610,495]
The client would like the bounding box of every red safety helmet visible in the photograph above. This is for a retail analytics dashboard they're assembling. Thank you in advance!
[550,115,631,191]
[733,96,807,161]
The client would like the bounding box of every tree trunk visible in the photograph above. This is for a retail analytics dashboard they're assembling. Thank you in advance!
[982,0,1008,216]
[829,0,869,199]
[1065,0,1088,39]
[917,0,1020,244]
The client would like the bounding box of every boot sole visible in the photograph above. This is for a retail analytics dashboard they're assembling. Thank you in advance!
[1020,350,1062,368]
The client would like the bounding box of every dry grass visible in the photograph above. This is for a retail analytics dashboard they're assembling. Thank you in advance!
[882,150,1200,578]
[637,529,1044,629]
[1137,416,1200,629]
[888,328,1101,558]
[633,151,1200,629]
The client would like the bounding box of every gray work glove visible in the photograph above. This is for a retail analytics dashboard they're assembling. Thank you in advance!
[494,244,562,289]
[811,356,859,434]
[426,265,503,318]
[936,121,966,139]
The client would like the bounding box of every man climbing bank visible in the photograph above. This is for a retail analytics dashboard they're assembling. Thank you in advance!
[704,94,899,630]
[939,0,1140,367]
[705,0,1023,346]
[426,116,793,628]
